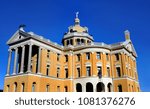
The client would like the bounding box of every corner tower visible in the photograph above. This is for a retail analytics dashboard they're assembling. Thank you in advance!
[62,12,94,46]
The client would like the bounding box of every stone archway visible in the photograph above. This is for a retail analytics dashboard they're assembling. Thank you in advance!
[86,82,93,92]
[97,82,105,92]
[76,83,82,92]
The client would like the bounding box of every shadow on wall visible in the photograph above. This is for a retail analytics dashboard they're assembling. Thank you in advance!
[0,89,3,92]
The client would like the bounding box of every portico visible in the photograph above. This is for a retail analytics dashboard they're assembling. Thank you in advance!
[6,42,42,76]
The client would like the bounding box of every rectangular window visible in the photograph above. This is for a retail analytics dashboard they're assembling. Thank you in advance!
[46,85,49,92]
[65,68,68,78]
[86,67,91,76]
[22,83,25,92]
[7,85,10,92]
[46,65,50,76]
[57,54,60,61]
[107,67,110,77]
[116,67,121,77]
[115,54,119,61]
[65,55,68,62]
[47,50,50,58]
[64,86,68,92]
[132,85,134,92]
[97,52,101,60]
[57,67,60,78]
[77,68,80,77]
[97,66,102,78]
[57,86,60,92]
[86,53,90,60]
[77,54,80,61]
[106,53,109,61]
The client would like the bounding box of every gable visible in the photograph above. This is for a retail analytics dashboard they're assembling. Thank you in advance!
[7,30,29,45]
[122,40,137,57]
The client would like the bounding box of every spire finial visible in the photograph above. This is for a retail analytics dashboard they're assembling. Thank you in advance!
[124,30,130,40]
[75,12,80,25]
[76,12,79,18]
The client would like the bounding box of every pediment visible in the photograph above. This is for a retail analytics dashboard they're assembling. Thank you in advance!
[7,30,28,45]
[122,40,137,57]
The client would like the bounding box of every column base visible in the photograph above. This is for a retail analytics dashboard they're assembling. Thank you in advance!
[5,74,10,76]
[12,73,16,75]
[26,71,31,73]
[19,72,24,74]
[37,72,41,74]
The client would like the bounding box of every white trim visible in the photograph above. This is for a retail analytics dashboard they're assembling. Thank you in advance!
[115,64,121,67]
[74,48,110,55]
[106,64,110,67]
[96,62,102,66]
[74,77,113,92]
[10,40,30,49]
[30,39,62,54]
[113,77,139,83]
[111,49,136,60]
[76,64,81,68]
[85,62,91,66]
[5,73,73,81]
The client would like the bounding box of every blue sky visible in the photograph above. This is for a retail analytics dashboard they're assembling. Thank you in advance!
[0,0,150,91]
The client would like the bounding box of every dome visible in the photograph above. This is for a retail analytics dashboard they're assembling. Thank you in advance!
[63,12,93,41]
[62,12,94,46]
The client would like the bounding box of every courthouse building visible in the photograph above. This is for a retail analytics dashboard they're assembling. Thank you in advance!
[4,14,140,92]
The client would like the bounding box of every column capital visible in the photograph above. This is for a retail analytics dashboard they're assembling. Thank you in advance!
[21,45,25,48]
[8,49,12,52]
[102,52,106,54]
[28,43,33,46]
[14,47,18,50]
[38,46,42,49]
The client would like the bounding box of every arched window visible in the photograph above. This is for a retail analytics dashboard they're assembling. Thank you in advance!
[107,83,112,92]
[76,83,82,92]
[14,82,17,92]
[86,82,93,92]
[70,39,73,45]
[97,82,105,92]
[67,40,70,45]
[118,84,122,92]
[57,86,60,92]
[81,39,84,44]
[77,39,80,45]
[32,82,36,92]
[22,83,25,92]
[46,84,50,92]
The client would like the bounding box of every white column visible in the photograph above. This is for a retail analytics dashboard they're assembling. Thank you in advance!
[93,84,97,92]
[27,44,32,73]
[13,48,18,75]
[20,45,25,73]
[82,83,86,92]
[6,49,12,76]
[105,84,108,92]
[37,47,41,74]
